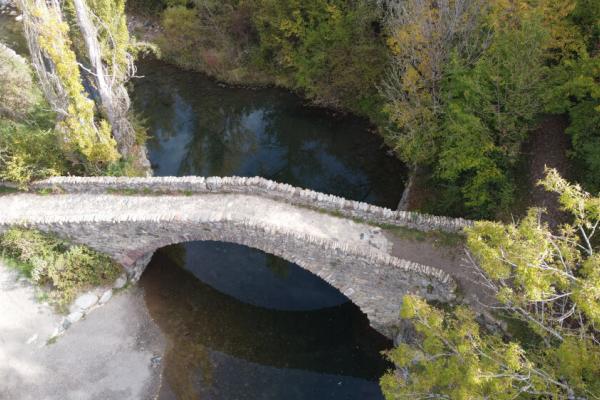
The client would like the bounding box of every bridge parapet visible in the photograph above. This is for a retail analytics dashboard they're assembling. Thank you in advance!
[29,176,473,233]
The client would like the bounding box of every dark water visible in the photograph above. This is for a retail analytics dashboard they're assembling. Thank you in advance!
[141,247,391,399]
[131,58,407,399]
[133,59,406,209]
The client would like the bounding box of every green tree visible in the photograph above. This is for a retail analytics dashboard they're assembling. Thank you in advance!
[254,0,386,114]
[544,0,600,191]
[18,0,120,168]
[378,0,487,164]
[0,42,66,184]
[435,11,548,216]
[381,169,600,399]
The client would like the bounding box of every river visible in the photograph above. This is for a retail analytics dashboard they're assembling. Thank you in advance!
[132,59,407,399]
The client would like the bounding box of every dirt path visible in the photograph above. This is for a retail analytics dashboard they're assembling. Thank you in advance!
[384,231,496,312]
[0,262,166,400]
[522,115,571,226]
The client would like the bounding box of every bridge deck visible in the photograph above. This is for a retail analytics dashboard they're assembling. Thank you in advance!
[0,192,390,255]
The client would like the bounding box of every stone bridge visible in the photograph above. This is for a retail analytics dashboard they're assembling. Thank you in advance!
[0,176,472,337]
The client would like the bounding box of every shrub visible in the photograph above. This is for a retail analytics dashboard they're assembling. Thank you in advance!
[0,44,38,120]
[0,228,122,308]
[158,6,205,70]
[0,116,67,186]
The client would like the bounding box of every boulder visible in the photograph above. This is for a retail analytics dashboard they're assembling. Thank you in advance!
[67,311,83,324]
[113,274,127,290]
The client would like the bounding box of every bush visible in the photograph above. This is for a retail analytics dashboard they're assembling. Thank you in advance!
[0,43,67,185]
[0,44,38,120]
[0,228,122,308]
[158,6,205,70]
[0,116,67,185]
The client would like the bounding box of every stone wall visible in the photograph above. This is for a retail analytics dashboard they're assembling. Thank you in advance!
[29,176,473,233]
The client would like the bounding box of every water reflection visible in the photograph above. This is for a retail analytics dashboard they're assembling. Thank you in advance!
[180,241,348,310]
[133,58,407,208]
[141,246,391,400]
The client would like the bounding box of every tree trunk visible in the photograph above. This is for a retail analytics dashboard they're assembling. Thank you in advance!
[71,0,135,156]
[17,0,69,118]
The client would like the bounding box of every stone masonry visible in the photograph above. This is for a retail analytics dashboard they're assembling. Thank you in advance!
[0,176,466,337]
[29,176,473,232]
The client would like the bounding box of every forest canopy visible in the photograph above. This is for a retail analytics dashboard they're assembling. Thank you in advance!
[132,0,599,219]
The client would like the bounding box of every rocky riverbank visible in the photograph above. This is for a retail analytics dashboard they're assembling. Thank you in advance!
[0,261,166,400]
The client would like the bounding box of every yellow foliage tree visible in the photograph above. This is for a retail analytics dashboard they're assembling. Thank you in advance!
[18,0,119,167]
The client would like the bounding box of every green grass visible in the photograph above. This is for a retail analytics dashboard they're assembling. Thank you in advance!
[381,224,465,248]
[36,188,56,195]
[106,188,185,196]
[297,201,466,247]
[107,188,140,195]
[0,186,20,195]
[46,336,58,345]
[0,253,33,278]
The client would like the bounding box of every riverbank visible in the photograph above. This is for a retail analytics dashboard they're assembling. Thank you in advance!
[0,260,165,400]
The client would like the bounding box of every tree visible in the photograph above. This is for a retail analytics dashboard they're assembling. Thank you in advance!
[378,0,488,164]
[68,0,138,156]
[17,0,119,168]
[254,0,386,114]
[0,43,66,184]
[381,169,600,399]
[544,0,600,191]
[0,43,37,120]
[16,0,146,170]
[435,10,549,215]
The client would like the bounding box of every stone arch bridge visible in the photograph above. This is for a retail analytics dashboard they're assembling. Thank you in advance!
[0,176,472,338]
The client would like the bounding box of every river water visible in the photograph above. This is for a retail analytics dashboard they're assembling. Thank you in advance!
[131,59,407,399]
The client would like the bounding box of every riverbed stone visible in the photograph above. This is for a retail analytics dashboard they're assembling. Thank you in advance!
[113,274,127,290]
[51,325,65,338]
[73,293,98,311]
[67,311,84,324]
[99,290,113,304]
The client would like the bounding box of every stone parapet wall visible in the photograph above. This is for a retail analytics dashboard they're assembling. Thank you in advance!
[29,176,473,233]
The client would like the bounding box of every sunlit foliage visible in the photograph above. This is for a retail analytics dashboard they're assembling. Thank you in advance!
[383,170,600,399]
[380,0,599,217]
[0,228,122,308]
